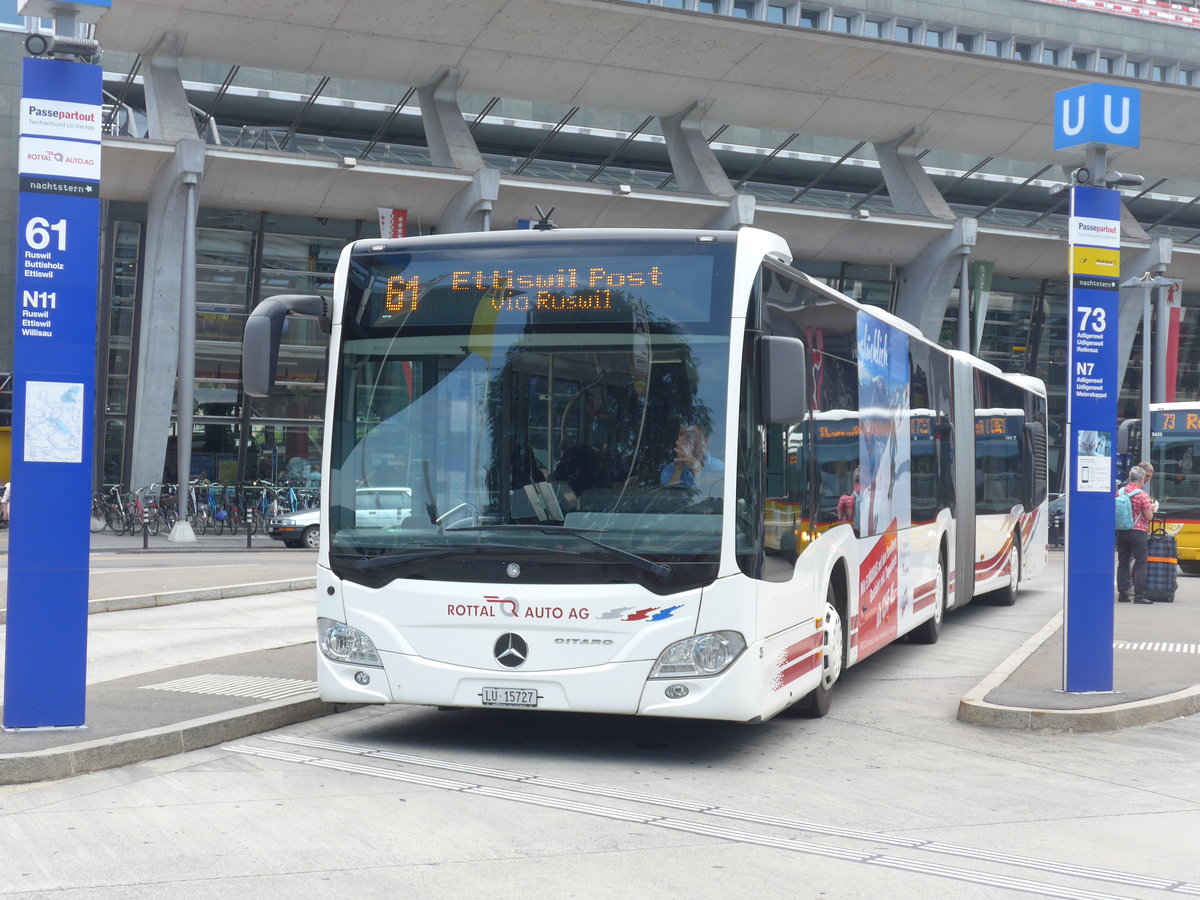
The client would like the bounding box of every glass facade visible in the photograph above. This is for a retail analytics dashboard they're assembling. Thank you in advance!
[97,201,1180,502]
[98,209,352,489]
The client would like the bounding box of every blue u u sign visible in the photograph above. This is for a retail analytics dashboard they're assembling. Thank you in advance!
[1054,83,1142,150]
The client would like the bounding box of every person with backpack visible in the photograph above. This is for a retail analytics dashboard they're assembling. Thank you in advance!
[1116,465,1156,604]
[1137,460,1159,512]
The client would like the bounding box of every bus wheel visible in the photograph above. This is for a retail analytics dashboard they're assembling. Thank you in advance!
[909,554,945,645]
[1179,561,1200,576]
[798,585,844,718]
[993,536,1020,606]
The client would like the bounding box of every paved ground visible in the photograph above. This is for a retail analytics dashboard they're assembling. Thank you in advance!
[1,541,1198,785]
[958,553,1200,731]
[0,526,317,621]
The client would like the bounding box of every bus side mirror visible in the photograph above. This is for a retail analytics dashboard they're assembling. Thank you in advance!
[762,335,808,425]
[243,294,330,397]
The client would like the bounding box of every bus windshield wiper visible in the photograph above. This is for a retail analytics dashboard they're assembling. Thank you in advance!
[331,541,587,573]
[331,547,477,571]
[445,524,672,582]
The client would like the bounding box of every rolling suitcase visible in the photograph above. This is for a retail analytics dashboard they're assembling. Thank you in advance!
[1145,519,1178,603]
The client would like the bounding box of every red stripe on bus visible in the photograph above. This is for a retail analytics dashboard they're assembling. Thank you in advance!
[911,578,937,613]
[975,534,1014,581]
[778,651,822,687]
[781,633,822,664]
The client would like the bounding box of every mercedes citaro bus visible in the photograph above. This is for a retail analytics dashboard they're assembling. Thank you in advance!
[243,227,1046,722]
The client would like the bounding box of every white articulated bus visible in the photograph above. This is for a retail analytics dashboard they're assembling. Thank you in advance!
[243,227,1047,722]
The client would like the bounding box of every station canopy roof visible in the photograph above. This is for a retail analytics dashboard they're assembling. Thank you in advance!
[93,0,1200,177]
[93,0,1200,281]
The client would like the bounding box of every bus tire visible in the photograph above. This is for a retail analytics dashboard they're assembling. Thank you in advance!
[993,534,1021,606]
[909,549,946,645]
[798,583,845,718]
[1179,561,1200,576]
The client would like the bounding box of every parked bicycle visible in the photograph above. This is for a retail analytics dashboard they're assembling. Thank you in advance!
[103,484,132,534]
[187,482,214,535]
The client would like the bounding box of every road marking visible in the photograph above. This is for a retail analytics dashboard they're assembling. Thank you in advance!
[1114,640,1200,654]
[141,674,317,700]
[229,743,1135,898]
[232,734,1196,898]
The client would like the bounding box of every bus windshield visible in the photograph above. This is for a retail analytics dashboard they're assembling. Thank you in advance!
[1150,408,1200,519]
[327,236,735,589]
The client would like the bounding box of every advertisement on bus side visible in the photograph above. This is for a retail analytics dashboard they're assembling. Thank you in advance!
[855,314,912,659]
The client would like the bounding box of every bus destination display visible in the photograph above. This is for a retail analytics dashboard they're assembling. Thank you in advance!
[384,265,665,315]
[354,248,721,330]
[1152,410,1200,435]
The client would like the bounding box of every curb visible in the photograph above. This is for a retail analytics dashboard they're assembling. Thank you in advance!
[0,695,353,786]
[957,611,1200,732]
[92,546,317,554]
[0,578,317,625]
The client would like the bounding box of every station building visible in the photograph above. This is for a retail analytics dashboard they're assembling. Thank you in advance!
[3,0,1200,493]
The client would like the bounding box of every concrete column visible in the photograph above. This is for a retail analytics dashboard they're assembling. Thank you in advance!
[1153,283,1170,403]
[142,34,201,143]
[1120,204,1150,243]
[128,35,205,491]
[893,218,977,341]
[659,100,734,198]
[416,68,485,172]
[707,193,756,230]
[1116,238,1172,394]
[439,168,501,234]
[873,126,954,219]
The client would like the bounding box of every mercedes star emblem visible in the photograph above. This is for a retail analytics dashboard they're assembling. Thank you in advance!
[494,633,528,668]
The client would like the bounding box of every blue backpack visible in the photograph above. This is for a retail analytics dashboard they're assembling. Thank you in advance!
[1115,487,1142,530]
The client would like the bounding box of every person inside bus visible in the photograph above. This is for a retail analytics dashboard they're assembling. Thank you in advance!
[661,421,723,490]
[553,443,606,494]
[837,468,859,529]
[1116,465,1157,604]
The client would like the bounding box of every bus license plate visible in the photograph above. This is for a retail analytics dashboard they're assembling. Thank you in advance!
[481,687,538,708]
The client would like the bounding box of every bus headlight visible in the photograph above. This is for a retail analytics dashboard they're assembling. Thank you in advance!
[318,617,383,667]
[648,631,746,678]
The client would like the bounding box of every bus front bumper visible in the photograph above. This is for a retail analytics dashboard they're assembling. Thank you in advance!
[317,645,767,722]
